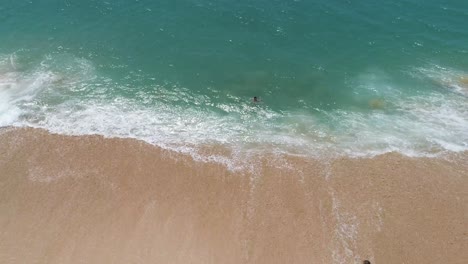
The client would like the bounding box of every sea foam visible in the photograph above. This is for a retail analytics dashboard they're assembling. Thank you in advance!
[1,53,467,164]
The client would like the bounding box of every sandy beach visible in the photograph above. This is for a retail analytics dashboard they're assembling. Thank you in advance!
[0,127,467,264]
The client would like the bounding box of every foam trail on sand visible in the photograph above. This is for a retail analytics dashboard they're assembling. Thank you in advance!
[1,128,466,264]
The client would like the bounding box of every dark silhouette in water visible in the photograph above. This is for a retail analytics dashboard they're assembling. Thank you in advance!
[253,96,259,103]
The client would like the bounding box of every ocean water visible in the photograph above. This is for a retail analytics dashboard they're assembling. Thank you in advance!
[1,0,467,160]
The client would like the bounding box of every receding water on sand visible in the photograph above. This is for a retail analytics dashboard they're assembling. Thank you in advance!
[0,128,467,264]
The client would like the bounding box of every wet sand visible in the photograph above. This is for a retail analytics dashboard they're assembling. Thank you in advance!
[0,128,467,264]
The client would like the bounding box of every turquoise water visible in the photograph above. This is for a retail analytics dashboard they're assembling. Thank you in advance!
[1,0,467,159]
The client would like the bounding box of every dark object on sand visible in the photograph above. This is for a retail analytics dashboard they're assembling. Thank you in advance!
[363,260,371,264]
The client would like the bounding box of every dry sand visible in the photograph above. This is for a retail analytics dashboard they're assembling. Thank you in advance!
[0,128,467,264]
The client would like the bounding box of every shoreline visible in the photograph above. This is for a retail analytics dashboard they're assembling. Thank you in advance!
[0,127,467,263]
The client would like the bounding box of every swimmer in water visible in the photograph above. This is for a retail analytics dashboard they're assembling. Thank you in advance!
[253,96,259,103]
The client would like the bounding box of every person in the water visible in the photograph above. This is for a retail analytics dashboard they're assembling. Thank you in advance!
[253,96,259,103]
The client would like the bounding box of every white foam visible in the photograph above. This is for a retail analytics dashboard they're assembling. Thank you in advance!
[21,87,467,162]
[330,191,361,264]
[2,54,468,166]
[0,68,60,126]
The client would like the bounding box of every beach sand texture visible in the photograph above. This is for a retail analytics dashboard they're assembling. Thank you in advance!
[0,128,467,264]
